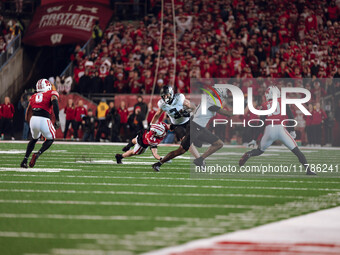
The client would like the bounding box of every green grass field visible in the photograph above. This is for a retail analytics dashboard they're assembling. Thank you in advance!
[0,142,339,255]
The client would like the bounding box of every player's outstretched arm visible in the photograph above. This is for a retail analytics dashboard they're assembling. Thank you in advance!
[216,108,232,117]
[150,108,164,124]
[151,147,161,160]
[183,99,196,112]
[25,103,32,123]
[51,95,60,129]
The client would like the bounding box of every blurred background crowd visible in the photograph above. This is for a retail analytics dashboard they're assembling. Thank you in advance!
[0,0,339,146]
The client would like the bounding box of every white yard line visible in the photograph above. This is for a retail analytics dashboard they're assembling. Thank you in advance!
[0,213,203,222]
[0,168,81,172]
[143,206,340,255]
[1,173,340,184]
[0,188,306,199]
[0,180,339,191]
[0,199,261,209]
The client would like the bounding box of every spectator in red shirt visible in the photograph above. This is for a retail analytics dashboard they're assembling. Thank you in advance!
[304,103,314,146]
[311,102,327,146]
[327,1,339,21]
[0,101,2,139]
[74,100,87,140]
[63,98,76,139]
[1,96,15,140]
[117,100,129,141]
[305,10,318,31]
[114,73,127,93]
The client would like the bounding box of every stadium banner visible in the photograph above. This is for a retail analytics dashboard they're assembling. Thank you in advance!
[23,1,113,46]
[189,78,339,178]
[40,0,110,6]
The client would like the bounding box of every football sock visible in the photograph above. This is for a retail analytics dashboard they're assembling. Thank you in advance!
[38,139,54,156]
[126,141,133,149]
[25,139,38,158]
[292,147,309,171]
[248,148,264,157]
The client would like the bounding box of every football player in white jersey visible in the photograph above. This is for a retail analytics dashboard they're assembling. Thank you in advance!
[152,86,232,171]
[150,85,201,159]
[239,86,316,175]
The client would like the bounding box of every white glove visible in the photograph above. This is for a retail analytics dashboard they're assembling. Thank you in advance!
[290,131,296,139]
[248,140,257,148]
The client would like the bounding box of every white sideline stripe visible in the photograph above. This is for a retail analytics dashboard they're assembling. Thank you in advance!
[2,140,340,150]
[1,180,339,191]
[0,168,81,173]
[0,189,305,199]
[0,199,261,209]
[2,173,340,185]
[0,213,202,222]
[143,206,340,255]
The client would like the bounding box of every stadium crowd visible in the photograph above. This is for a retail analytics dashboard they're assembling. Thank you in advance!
[69,0,339,97]
[0,15,24,54]
[2,0,340,146]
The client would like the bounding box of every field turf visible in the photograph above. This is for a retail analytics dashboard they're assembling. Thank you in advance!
[0,142,339,255]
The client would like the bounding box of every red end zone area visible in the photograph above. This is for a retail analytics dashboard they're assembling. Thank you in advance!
[145,206,340,255]
[167,242,340,255]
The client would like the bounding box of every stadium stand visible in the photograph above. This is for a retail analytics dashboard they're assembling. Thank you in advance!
[70,0,339,96]
[45,0,339,145]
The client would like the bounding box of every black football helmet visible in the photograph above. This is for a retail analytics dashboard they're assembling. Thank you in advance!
[160,85,174,104]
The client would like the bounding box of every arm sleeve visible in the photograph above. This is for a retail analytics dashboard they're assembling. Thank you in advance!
[286,105,295,132]
[208,105,220,112]
[52,99,60,121]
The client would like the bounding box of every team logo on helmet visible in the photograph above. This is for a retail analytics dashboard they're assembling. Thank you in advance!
[265,86,281,101]
[36,79,52,93]
[150,123,167,138]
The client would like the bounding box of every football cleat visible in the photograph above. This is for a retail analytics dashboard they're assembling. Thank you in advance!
[29,153,39,168]
[306,170,317,176]
[239,152,251,166]
[115,154,123,164]
[20,160,28,168]
[193,157,206,169]
[152,162,162,172]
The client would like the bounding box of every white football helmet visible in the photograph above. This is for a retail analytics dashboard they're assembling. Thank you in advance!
[150,123,167,138]
[265,86,280,101]
[212,85,228,100]
[36,79,52,93]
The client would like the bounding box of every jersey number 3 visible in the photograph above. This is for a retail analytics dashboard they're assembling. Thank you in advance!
[35,93,43,103]
[169,108,181,119]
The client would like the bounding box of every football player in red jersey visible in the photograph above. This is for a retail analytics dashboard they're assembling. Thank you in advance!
[20,79,60,168]
[115,122,168,164]
[239,86,316,175]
